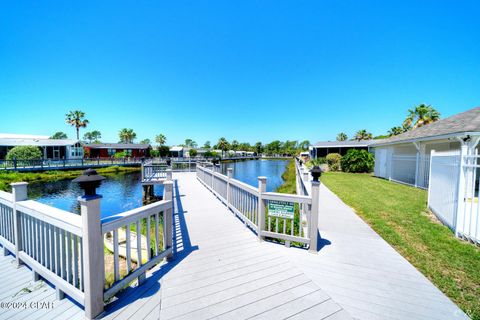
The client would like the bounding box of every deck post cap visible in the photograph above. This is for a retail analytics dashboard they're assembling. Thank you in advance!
[10,182,28,186]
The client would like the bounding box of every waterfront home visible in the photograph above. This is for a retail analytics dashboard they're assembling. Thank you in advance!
[371,106,480,188]
[309,139,376,158]
[0,133,83,160]
[84,143,151,158]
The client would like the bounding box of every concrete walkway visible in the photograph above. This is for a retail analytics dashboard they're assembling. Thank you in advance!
[283,184,469,320]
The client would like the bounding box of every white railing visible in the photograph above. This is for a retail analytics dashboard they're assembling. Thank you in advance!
[101,184,173,300]
[428,149,480,244]
[196,163,319,250]
[0,186,85,304]
[0,178,175,319]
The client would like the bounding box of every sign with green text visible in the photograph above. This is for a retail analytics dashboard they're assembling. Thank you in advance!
[268,200,295,219]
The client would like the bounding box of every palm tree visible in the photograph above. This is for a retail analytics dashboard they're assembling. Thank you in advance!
[155,134,166,147]
[203,141,211,149]
[388,126,404,137]
[65,110,89,140]
[217,137,229,157]
[403,104,440,130]
[231,140,239,151]
[255,142,263,154]
[299,140,310,151]
[50,132,68,139]
[336,133,348,141]
[118,128,137,144]
[354,129,373,141]
[83,130,101,143]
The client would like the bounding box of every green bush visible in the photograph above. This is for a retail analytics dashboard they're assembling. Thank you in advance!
[326,153,342,171]
[340,149,374,173]
[305,157,326,169]
[189,149,198,157]
[150,149,160,157]
[6,146,42,161]
[114,151,127,159]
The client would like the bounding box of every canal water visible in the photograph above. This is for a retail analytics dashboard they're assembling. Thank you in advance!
[29,159,290,218]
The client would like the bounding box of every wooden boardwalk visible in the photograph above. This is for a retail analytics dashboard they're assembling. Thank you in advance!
[0,171,469,319]
[0,253,84,320]
[103,172,350,320]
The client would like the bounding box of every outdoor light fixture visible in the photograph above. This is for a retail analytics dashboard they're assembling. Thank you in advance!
[299,159,303,165]
[73,168,105,196]
[311,166,322,182]
[166,158,171,166]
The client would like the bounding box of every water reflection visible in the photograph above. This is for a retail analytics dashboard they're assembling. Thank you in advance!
[29,172,163,218]
[220,159,289,192]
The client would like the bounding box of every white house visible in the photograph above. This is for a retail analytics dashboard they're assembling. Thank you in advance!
[372,107,480,189]
[0,133,83,160]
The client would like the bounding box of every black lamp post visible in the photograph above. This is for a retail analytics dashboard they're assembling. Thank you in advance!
[73,169,105,197]
[166,157,171,166]
[311,166,322,182]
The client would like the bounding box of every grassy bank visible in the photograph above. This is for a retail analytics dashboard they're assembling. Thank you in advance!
[276,160,296,194]
[0,166,140,191]
[321,172,480,319]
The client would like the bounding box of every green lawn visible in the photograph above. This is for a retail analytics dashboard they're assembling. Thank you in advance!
[321,172,480,320]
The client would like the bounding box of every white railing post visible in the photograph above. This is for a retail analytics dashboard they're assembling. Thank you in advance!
[163,181,174,261]
[11,182,28,267]
[309,180,320,253]
[427,150,435,208]
[166,168,172,181]
[79,194,105,319]
[455,145,468,237]
[141,158,145,182]
[227,168,233,207]
[257,177,267,241]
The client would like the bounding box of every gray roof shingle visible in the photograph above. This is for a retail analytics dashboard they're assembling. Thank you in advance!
[311,140,378,148]
[86,143,150,149]
[372,106,480,146]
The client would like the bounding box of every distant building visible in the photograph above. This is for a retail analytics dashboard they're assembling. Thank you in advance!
[0,133,83,160]
[309,140,377,158]
[169,146,186,158]
[85,143,151,158]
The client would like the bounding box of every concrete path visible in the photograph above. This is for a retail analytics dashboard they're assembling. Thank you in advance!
[283,183,469,320]
[103,172,350,320]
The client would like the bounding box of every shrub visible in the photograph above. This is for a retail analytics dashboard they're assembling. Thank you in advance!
[6,146,42,161]
[305,157,326,169]
[114,151,127,159]
[150,149,160,157]
[341,149,374,173]
[189,149,198,158]
[326,153,342,171]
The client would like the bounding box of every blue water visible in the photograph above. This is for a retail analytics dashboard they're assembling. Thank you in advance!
[29,159,289,217]
[220,159,289,192]
[29,172,164,218]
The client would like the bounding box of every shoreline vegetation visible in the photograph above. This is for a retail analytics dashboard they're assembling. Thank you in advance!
[279,166,479,318]
[276,160,296,194]
[0,166,140,191]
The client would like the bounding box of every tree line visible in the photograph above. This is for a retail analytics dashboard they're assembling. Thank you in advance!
[334,103,441,142]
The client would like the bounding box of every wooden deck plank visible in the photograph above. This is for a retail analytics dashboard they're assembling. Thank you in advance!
[0,250,83,319]
[282,184,469,320]
[102,173,348,320]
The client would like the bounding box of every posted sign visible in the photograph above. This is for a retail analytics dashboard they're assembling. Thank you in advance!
[268,200,295,219]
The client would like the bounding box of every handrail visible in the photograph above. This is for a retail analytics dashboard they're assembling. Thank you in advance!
[16,200,83,236]
[101,200,171,233]
[262,192,311,204]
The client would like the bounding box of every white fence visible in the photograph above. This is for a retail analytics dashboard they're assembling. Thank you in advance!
[428,150,480,244]
[0,179,174,319]
[196,163,319,251]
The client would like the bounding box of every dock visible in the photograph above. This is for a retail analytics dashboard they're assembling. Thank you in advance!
[0,165,469,319]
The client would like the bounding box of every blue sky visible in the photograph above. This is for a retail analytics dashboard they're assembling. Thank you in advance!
[0,1,479,146]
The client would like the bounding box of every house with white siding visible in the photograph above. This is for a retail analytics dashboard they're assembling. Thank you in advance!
[371,106,480,189]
